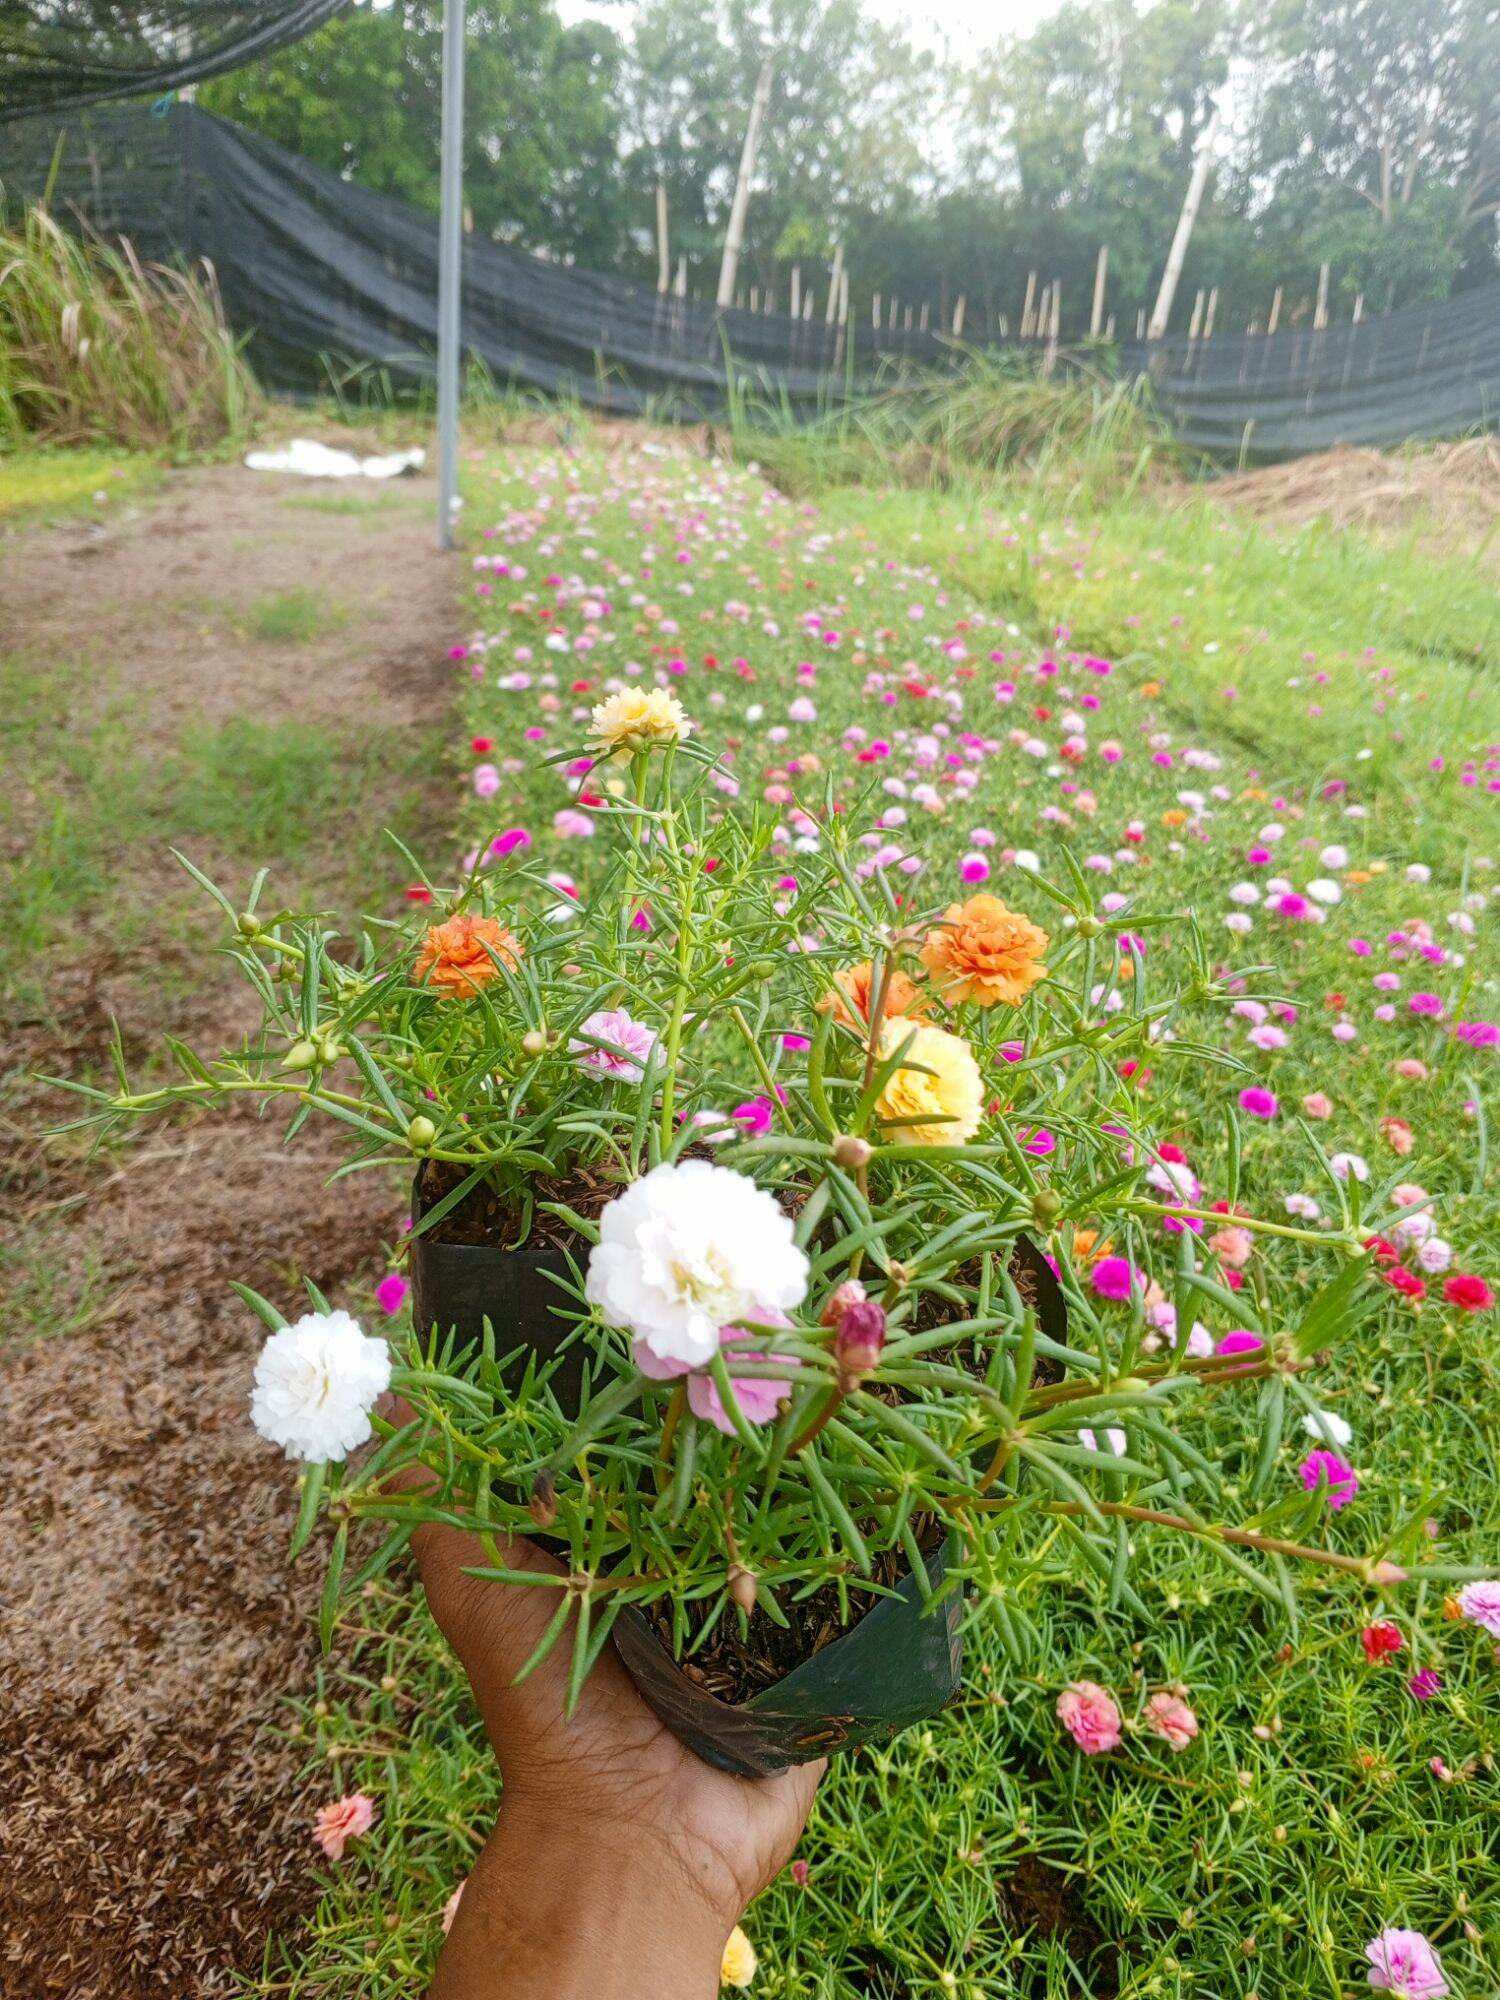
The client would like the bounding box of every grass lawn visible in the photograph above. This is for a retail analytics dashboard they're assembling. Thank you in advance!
[253,434,1500,1999]
[0,443,161,522]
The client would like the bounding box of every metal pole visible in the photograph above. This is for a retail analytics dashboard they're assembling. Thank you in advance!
[436,0,466,552]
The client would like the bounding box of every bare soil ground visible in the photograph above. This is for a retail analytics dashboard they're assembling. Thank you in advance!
[0,454,453,1996]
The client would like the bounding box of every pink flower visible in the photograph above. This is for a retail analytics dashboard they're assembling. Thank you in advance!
[1299,1448,1358,1509]
[1057,1680,1122,1754]
[959,854,991,884]
[570,1008,658,1083]
[1143,1692,1199,1752]
[313,1792,377,1861]
[1361,1622,1403,1662]
[1238,1086,1278,1119]
[1408,1667,1442,1700]
[1209,1226,1253,1268]
[374,1272,410,1315]
[1090,1256,1136,1302]
[633,1314,795,1435]
[731,1095,776,1137]
[1302,1091,1334,1119]
[1457,1579,1500,1636]
[1443,1274,1494,1312]
[1215,1329,1263,1357]
[1364,1928,1448,1995]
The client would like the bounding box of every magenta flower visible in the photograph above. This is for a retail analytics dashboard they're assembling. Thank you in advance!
[1238,1086,1279,1119]
[1090,1255,1136,1302]
[1408,1668,1442,1700]
[1215,1330,1263,1357]
[374,1272,410,1315]
[1364,1929,1448,1996]
[1299,1448,1358,1509]
[731,1095,776,1136]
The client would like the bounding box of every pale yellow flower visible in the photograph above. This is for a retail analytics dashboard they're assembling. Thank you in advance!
[873,1019,984,1146]
[720,1925,758,1988]
[590,686,691,758]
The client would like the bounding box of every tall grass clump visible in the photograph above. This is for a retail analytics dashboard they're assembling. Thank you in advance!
[0,202,258,452]
[731,347,1177,504]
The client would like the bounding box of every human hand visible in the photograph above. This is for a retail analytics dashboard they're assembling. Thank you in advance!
[407,1493,822,1998]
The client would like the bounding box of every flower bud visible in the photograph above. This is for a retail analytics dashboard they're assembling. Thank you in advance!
[835,1298,887,1390]
[281,1037,319,1072]
[529,1469,557,1530]
[819,1278,867,1328]
[1031,1188,1064,1228]
[832,1133,873,1171]
[520,1029,549,1060]
[236,911,262,938]
[406,1115,438,1150]
[728,1564,758,1616]
[315,1034,344,1066]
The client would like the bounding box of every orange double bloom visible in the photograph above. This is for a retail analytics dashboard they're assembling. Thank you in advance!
[919,894,1049,1010]
[413,915,522,996]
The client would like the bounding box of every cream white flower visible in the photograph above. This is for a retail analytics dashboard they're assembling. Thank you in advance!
[585,1160,808,1368]
[590,686,691,758]
[250,1310,391,1461]
[1301,1408,1353,1449]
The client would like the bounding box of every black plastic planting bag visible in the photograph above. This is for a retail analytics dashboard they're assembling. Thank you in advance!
[407,1176,1067,1776]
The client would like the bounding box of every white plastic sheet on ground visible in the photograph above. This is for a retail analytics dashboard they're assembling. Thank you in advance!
[244,439,426,480]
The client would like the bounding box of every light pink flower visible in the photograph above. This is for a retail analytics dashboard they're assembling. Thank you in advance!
[570,1008,658,1083]
[1056,1681,1122,1754]
[1143,1692,1199,1751]
[632,1313,794,1435]
[1364,1928,1448,1996]
[313,1792,376,1861]
[1208,1226,1253,1268]
[1301,1091,1334,1119]
[1457,1579,1500,1637]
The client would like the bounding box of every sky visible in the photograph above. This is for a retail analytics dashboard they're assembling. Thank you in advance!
[556,0,1067,56]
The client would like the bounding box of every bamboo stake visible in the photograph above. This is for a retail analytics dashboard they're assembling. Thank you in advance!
[1148,105,1220,338]
[919,300,929,332]
[872,290,881,329]
[1314,261,1329,330]
[716,57,774,309]
[952,292,966,336]
[1020,268,1037,339]
[1267,285,1282,333]
[1089,243,1108,337]
[673,254,687,298]
[655,180,670,293]
[1187,287,1205,341]
[1136,306,1146,339]
[789,264,800,319]
[825,242,843,323]
[1203,285,1218,338]
[1352,292,1364,323]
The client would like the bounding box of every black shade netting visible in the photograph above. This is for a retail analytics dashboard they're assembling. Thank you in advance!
[4,104,1500,457]
[0,0,349,120]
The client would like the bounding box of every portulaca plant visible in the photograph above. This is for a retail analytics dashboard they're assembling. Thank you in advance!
[61,691,1416,1688]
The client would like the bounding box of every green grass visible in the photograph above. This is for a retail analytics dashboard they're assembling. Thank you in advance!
[0,445,160,522]
[248,432,1500,1999]
[239,587,348,644]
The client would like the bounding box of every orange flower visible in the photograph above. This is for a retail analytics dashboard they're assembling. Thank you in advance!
[817,960,929,1031]
[1140,680,1162,698]
[920,895,1049,1009]
[1070,1228,1113,1264]
[1161,808,1188,828]
[413,915,521,996]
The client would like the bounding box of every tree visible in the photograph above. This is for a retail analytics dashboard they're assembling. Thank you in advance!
[201,0,630,268]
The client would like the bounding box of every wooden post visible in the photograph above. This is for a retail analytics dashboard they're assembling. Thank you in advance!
[1267,285,1282,334]
[952,292,967,336]
[1203,287,1218,338]
[673,254,687,298]
[1090,244,1108,338]
[919,300,929,332]
[1187,288,1205,341]
[749,285,759,312]
[717,58,774,308]
[656,181,670,293]
[838,267,849,324]
[1020,269,1038,339]
[1352,292,1364,323]
[803,291,813,321]
[1041,282,1060,374]
[1136,306,1146,339]
[1104,313,1115,340]
[1313,262,1329,330]
[790,264,801,319]
[872,290,881,329]
[825,243,843,323]
[1148,105,1220,338]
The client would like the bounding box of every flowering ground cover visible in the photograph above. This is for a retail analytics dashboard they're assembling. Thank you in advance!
[254,432,1499,1999]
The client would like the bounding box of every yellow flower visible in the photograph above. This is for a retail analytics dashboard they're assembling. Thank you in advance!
[590,686,691,758]
[721,1925,757,1988]
[873,1019,984,1146]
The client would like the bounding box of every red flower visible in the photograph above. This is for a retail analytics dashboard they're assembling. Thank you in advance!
[1363,1235,1399,1265]
[470,736,494,754]
[1444,1274,1495,1312]
[1383,1265,1427,1301]
[1360,1622,1403,1663]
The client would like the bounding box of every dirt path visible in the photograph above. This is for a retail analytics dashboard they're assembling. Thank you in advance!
[0,457,454,1996]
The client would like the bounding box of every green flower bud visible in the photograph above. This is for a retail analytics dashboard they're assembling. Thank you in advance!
[236,911,262,938]
[281,1037,319,1072]
[1031,1188,1064,1228]
[520,1029,549,1060]
[406,1115,438,1150]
